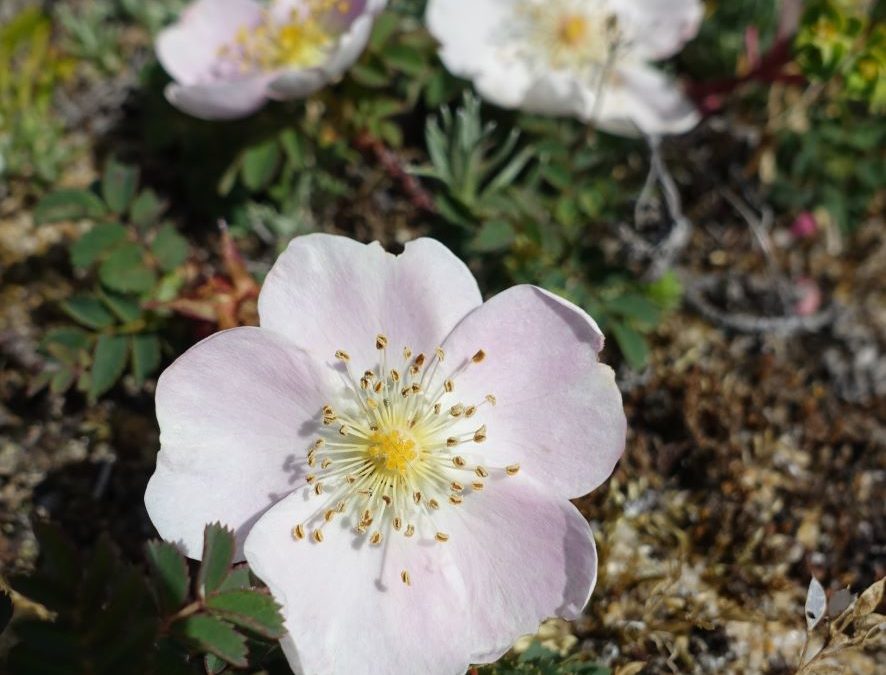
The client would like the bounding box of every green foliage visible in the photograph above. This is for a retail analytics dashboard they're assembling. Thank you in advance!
[32,159,189,400]
[478,642,610,675]
[6,523,285,674]
[0,7,75,186]
[795,0,885,110]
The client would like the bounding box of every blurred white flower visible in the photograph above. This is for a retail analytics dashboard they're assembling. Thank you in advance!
[156,0,386,120]
[427,0,703,136]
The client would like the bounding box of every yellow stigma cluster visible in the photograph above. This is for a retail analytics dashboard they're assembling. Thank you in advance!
[515,0,622,71]
[219,1,352,72]
[290,333,521,584]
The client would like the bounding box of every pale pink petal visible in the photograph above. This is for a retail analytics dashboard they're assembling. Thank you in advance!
[447,477,598,663]
[427,0,534,109]
[592,64,700,136]
[518,70,593,119]
[144,327,333,559]
[267,69,328,99]
[258,234,482,375]
[440,285,625,499]
[156,0,264,85]
[320,13,376,80]
[164,75,273,120]
[613,0,704,61]
[244,490,475,675]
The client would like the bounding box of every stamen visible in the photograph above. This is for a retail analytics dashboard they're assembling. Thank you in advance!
[312,529,324,543]
[292,524,305,540]
[376,334,388,349]
[506,463,521,476]
[472,349,486,363]
[335,350,350,362]
[435,532,450,542]
[401,570,411,586]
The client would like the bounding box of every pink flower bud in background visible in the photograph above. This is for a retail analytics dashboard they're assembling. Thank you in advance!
[794,277,822,317]
[791,211,818,240]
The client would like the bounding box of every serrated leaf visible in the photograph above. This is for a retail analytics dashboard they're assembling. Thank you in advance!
[99,243,156,294]
[204,653,228,675]
[241,140,281,192]
[34,188,107,224]
[146,540,190,615]
[806,576,827,630]
[70,222,128,268]
[61,295,115,329]
[206,590,285,639]
[611,321,650,370]
[177,615,247,668]
[131,334,161,387]
[99,289,142,323]
[217,566,251,592]
[150,223,189,271]
[130,188,167,228]
[102,160,140,214]
[198,524,236,598]
[90,335,128,400]
[42,327,91,351]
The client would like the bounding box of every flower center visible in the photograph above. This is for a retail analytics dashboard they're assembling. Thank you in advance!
[367,429,418,476]
[289,334,520,584]
[219,1,352,72]
[512,0,622,71]
[558,15,588,47]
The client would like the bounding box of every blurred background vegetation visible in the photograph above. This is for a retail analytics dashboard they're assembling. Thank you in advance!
[0,0,883,673]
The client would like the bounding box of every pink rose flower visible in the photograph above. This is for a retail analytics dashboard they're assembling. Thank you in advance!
[145,234,626,674]
[426,0,704,136]
[156,0,387,120]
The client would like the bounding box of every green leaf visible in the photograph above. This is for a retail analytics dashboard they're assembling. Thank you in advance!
[368,11,398,50]
[607,293,661,329]
[50,367,75,395]
[470,220,515,253]
[204,653,228,675]
[382,43,426,75]
[611,321,650,370]
[150,223,189,271]
[41,327,91,351]
[198,524,236,598]
[34,188,107,224]
[102,159,140,214]
[206,590,285,639]
[90,335,128,399]
[130,188,167,228]
[177,615,247,668]
[61,295,115,329]
[70,222,128,268]
[217,566,251,592]
[349,62,389,88]
[99,243,156,293]
[99,289,142,323]
[241,140,281,192]
[131,334,161,386]
[145,540,190,615]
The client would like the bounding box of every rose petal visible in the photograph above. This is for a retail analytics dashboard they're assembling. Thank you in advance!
[592,64,700,137]
[614,0,704,60]
[447,476,598,663]
[426,0,533,109]
[268,69,328,99]
[144,327,333,559]
[440,285,625,499]
[320,13,377,80]
[156,0,264,85]
[244,489,474,675]
[258,234,482,375]
[164,75,273,120]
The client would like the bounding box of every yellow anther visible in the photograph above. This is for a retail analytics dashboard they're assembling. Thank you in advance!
[453,456,466,467]
[475,465,489,478]
[401,570,411,586]
[370,532,383,545]
[450,481,464,492]
[403,347,412,360]
[446,437,459,448]
[376,334,388,349]
[472,481,485,491]
[428,499,440,510]
[312,529,324,543]
[485,394,497,406]
[335,350,350,361]
[404,524,415,537]
[449,495,463,505]
[292,524,305,540]
[444,379,454,393]
[506,463,521,476]
[471,349,486,363]
[473,425,487,443]
[435,532,449,542]
[464,405,476,418]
